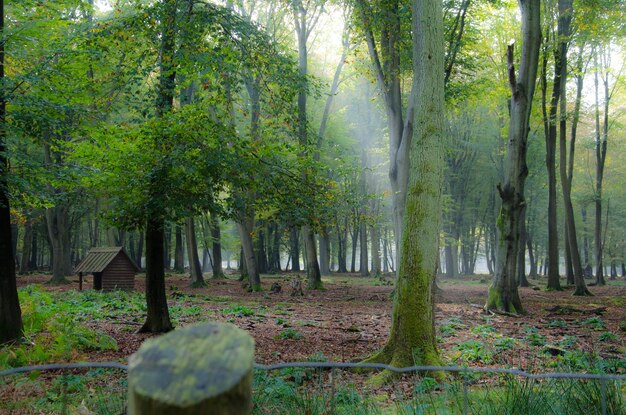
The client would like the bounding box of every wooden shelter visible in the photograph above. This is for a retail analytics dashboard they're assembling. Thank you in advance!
[74,247,139,291]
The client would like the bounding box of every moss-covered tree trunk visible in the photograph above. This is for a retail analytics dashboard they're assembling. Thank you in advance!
[486,0,541,313]
[361,0,444,383]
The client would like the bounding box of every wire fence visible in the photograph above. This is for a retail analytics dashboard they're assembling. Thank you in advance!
[1,361,625,414]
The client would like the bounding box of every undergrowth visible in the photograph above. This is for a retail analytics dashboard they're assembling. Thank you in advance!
[0,286,121,369]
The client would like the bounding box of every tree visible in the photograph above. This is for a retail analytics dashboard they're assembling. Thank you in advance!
[539,0,563,291]
[556,0,590,296]
[354,0,412,263]
[0,0,23,344]
[292,0,325,290]
[486,0,541,313]
[361,0,444,383]
[139,0,178,333]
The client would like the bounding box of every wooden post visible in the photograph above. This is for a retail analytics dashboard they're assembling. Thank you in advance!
[128,322,254,415]
[79,272,82,291]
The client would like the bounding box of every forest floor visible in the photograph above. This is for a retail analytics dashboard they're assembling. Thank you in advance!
[5,272,626,414]
[14,271,626,370]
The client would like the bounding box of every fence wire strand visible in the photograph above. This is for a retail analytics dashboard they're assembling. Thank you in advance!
[1,360,625,381]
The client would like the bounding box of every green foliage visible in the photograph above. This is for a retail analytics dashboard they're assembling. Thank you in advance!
[558,335,578,348]
[222,304,256,317]
[252,370,380,415]
[494,337,516,352]
[548,319,567,328]
[470,323,497,335]
[582,317,606,330]
[454,340,492,364]
[439,317,464,337]
[455,375,625,415]
[598,332,619,342]
[0,286,119,369]
[525,332,547,347]
[620,321,626,332]
[274,328,304,340]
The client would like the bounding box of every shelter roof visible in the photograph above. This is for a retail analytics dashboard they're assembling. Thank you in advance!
[74,247,140,274]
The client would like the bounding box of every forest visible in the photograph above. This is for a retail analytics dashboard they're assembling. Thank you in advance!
[0,0,625,413]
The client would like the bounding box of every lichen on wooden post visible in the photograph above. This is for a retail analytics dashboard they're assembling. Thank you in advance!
[128,322,254,415]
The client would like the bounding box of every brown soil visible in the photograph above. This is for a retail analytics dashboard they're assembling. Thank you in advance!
[15,272,626,372]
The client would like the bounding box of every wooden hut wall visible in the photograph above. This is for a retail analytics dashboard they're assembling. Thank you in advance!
[101,253,136,291]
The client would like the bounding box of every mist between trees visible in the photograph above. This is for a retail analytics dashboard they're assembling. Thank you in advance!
[1,0,625,391]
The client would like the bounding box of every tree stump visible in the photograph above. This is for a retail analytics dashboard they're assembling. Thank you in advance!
[128,322,254,414]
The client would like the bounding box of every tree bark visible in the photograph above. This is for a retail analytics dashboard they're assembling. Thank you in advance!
[486,0,541,313]
[138,217,173,333]
[0,0,23,343]
[593,46,610,286]
[359,221,369,276]
[292,0,323,290]
[336,219,347,273]
[370,224,381,277]
[361,0,444,382]
[45,203,72,284]
[350,222,358,273]
[237,218,261,291]
[319,229,331,275]
[186,217,205,287]
[556,0,589,295]
[355,0,411,268]
[518,207,529,287]
[289,227,300,272]
[174,224,184,272]
[139,0,177,333]
[19,220,33,274]
[540,25,562,291]
[209,212,224,278]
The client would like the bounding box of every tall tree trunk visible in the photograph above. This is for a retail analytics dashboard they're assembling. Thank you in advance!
[210,212,224,278]
[319,229,331,275]
[255,222,268,274]
[290,227,300,272]
[186,217,205,287]
[593,46,610,286]
[540,26,562,291]
[0,0,23,343]
[361,0,444,381]
[518,207,529,287]
[19,220,33,274]
[557,0,589,295]
[382,228,389,273]
[292,0,323,290]
[138,217,173,333]
[359,222,369,276]
[267,222,281,272]
[29,226,38,270]
[174,224,184,272]
[45,204,72,284]
[527,236,538,278]
[336,219,347,273]
[304,227,322,289]
[486,0,541,313]
[135,231,144,270]
[350,224,359,273]
[139,0,177,333]
[370,224,381,277]
[237,217,261,291]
